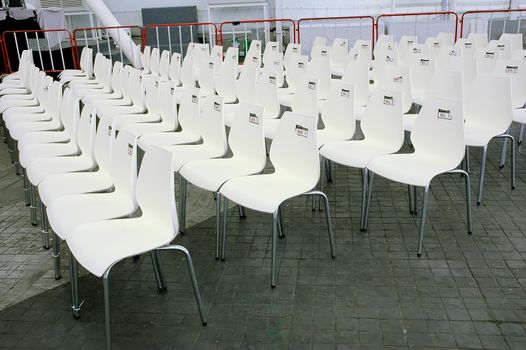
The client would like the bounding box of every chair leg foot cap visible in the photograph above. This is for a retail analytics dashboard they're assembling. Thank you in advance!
[31,223,38,227]
[417,253,421,257]
[468,231,472,235]
[477,202,481,206]
[202,322,207,326]
[512,186,516,190]
[271,285,276,289]
[499,165,505,169]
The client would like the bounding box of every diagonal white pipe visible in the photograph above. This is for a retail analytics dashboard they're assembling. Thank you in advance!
[85,0,142,68]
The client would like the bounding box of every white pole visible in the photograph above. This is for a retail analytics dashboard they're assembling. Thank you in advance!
[85,0,142,68]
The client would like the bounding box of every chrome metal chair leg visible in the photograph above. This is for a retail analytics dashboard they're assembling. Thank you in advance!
[477,145,488,205]
[69,254,81,319]
[318,157,326,212]
[179,175,187,234]
[447,169,473,235]
[277,205,285,238]
[221,197,228,261]
[519,124,524,144]
[407,184,414,214]
[361,168,368,231]
[149,251,166,291]
[417,186,430,257]
[13,141,19,175]
[215,192,221,260]
[53,232,61,279]
[28,184,38,227]
[465,146,470,173]
[412,186,418,215]
[237,205,246,219]
[41,204,50,250]
[499,134,508,168]
[102,267,114,350]
[363,171,375,230]
[318,192,336,258]
[271,210,278,287]
[497,134,516,190]
[23,169,30,206]
[326,159,333,183]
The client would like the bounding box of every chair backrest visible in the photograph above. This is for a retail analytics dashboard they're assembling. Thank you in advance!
[487,39,512,59]
[439,52,476,91]
[129,68,145,109]
[284,54,308,92]
[60,88,76,135]
[467,32,488,48]
[372,42,398,81]
[149,47,160,77]
[407,43,429,57]
[283,42,301,71]
[76,101,96,156]
[119,65,132,99]
[255,69,280,119]
[376,64,412,113]
[197,55,216,96]
[108,60,123,95]
[93,112,116,173]
[236,62,258,103]
[321,81,355,138]
[109,127,139,207]
[142,45,151,74]
[398,35,418,63]
[426,70,463,102]
[465,75,513,136]
[409,53,435,96]
[511,49,526,61]
[144,79,160,115]
[216,47,238,103]
[270,111,319,187]
[263,41,280,67]
[211,45,223,66]
[331,38,348,68]
[411,95,464,168]
[308,45,331,99]
[361,88,404,152]
[342,60,369,107]
[291,75,319,118]
[169,52,181,86]
[425,37,443,56]
[437,32,454,46]
[311,36,327,57]
[159,81,178,130]
[92,53,104,79]
[246,40,262,67]
[264,51,284,87]
[229,102,266,170]
[48,80,63,121]
[180,52,195,87]
[179,86,201,135]
[135,144,178,235]
[350,39,372,64]
[475,48,500,76]
[193,44,211,77]
[500,33,523,52]
[493,59,526,108]
[158,50,170,81]
[199,94,227,154]
[454,38,476,56]
[37,75,53,108]
[374,34,394,57]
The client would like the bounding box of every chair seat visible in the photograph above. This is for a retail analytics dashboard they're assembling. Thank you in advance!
[180,157,262,192]
[97,104,145,120]
[112,113,161,131]
[82,91,122,104]
[67,217,173,277]
[0,87,27,96]
[3,105,46,122]
[17,131,70,150]
[90,96,132,108]
[279,93,293,108]
[411,91,426,106]
[223,103,240,127]
[331,67,344,76]
[464,121,507,147]
[46,191,136,240]
[513,108,526,123]
[164,144,225,172]
[220,173,314,214]
[38,170,113,207]
[19,142,78,168]
[5,112,50,129]
[26,154,94,185]
[403,113,418,132]
[0,97,38,112]
[316,128,353,148]
[137,131,200,151]
[264,119,281,139]
[356,106,366,121]
[320,139,397,169]
[367,153,456,187]
[123,121,176,138]
[9,119,61,140]
[72,85,110,98]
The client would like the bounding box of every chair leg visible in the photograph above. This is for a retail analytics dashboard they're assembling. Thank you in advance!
[23,169,30,206]
[179,175,187,234]
[102,268,113,350]
[237,205,246,219]
[499,132,508,168]
[28,184,38,227]
[158,245,207,325]
[277,205,285,238]
[215,192,221,260]
[318,157,326,212]
[53,232,61,279]
[519,124,524,144]
[361,168,369,231]
[221,196,228,261]
[446,169,473,234]
[417,186,430,257]
[41,204,50,251]
[326,159,333,183]
[496,134,516,190]
[149,251,167,291]
[465,146,470,173]
[271,210,278,288]
[13,141,20,175]
[412,186,418,215]
[407,185,414,214]
[477,145,488,205]
[69,254,81,319]
[363,171,375,230]
[318,192,336,258]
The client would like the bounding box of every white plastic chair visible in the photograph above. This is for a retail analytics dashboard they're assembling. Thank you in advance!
[81,60,124,104]
[454,38,476,56]
[366,95,471,256]
[341,60,370,109]
[180,102,266,258]
[169,52,182,86]
[220,111,335,287]
[216,47,238,103]
[66,145,206,350]
[487,39,512,59]
[475,48,500,76]
[330,38,349,74]
[320,88,404,231]
[283,42,301,72]
[500,33,523,53]
[141,45,152,74]
[376,64,412,114]
[409,52,436,105]
[437,32,454,46]
[279,54,308,99]
[398,35,418,64]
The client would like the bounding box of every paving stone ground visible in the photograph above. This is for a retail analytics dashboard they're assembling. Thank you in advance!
[1,126,526,349]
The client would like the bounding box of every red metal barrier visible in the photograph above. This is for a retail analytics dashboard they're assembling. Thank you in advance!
[73,25,141,67]
[142,22,219,55]
[376,11,459,42]
[219,18,296,54]
[297,15,375,54]
[2,29,76,73]
[460,9,526,39]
